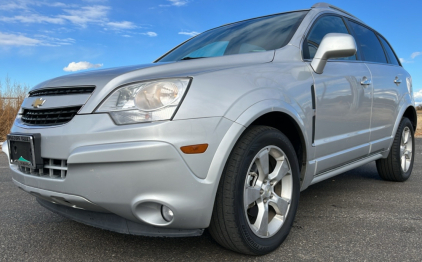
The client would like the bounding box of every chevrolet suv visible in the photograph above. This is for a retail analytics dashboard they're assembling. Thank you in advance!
[2,2,416,255]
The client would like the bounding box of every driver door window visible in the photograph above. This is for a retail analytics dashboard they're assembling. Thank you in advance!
[303,15,356,60]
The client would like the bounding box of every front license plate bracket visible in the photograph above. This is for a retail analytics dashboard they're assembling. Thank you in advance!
[7,133,43,169]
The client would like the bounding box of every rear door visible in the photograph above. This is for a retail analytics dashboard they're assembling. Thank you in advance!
[304,15,373,174]
[348,21,406,153]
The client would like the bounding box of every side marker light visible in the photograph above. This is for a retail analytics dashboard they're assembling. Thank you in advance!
[180,144,208,154]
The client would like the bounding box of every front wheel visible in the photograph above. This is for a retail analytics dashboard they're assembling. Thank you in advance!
[376,117,415,182]
[208,126,300,255]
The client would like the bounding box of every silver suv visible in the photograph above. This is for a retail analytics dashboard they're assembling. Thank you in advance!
[2,2,416,255]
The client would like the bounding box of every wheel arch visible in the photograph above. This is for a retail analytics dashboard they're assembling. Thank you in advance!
[387,95,417,154]
[232,99,312,188]
[248,112,307,184]
[203,100,312,227]
[403,106,417,132]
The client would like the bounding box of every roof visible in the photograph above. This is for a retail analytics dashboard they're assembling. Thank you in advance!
[311,2,357,19]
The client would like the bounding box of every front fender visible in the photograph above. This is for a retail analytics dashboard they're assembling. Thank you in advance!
[234,99,316,190]
[204,98,315,217]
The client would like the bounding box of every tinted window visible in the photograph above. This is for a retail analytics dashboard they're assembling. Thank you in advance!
[379,36,400,66]
[186,41,228,58]
[304,15,355,60]
[158,11,307,62]
[349,21,387,64]
[239,43,266,54]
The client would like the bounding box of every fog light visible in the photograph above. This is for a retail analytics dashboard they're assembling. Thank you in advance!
[161,205,174,222]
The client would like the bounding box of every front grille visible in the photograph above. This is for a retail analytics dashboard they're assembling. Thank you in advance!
[29,87,95,97]
[21,106,81,126]
[18,158,67,179]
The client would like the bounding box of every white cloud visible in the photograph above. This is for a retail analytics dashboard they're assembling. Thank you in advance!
[0,1,75,11]
[0,3,140,44]
[0,5,111,27]
[159,0,190,7]
[141,32,157,37]
[0,2,27,11]
[400,51,422,64]
[0,14,65,24]
[83,0,108,2]
[63,61,103,72]
[414,89,422,99]
[400,58,413,64]
[0,31,75,47]
[122,35,132,37]
[0,32,41,46]
[107,21,136,30]
[168,0,189,6]
[35,2,69,8]
[178,31,199,37]
[59,5,110,27]
[411,52,422,59]
[34,35,75,46]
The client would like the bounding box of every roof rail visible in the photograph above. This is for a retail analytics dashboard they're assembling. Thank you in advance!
[311,2,357,18]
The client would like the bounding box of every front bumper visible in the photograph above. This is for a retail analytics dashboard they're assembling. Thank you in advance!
[4,114,237,230]
[37,198,203,237]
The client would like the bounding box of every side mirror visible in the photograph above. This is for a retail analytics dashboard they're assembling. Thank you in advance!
[310,33,357,74]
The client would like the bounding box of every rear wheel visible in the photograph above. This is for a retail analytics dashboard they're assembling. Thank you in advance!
[208,126,300,255]
[376,117,415,182]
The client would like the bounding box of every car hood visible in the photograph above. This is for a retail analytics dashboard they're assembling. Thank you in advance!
[29,50,275,114]
[32,50,275,92]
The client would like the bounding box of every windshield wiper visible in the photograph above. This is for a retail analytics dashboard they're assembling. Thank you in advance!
[180,56,206,60]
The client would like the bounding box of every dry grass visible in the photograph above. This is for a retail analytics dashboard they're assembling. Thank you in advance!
[0,76,29,145]
[416,111,422,137]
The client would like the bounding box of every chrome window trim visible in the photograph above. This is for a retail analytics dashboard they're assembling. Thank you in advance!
[298,10,401,67]
[303,59,403,67]
[298,10,358,62]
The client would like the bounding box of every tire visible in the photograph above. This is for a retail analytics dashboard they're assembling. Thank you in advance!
[376,117,415,182]
[208,125,300,255]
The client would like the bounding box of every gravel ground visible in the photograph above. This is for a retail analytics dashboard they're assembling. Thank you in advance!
[1,140,421,261]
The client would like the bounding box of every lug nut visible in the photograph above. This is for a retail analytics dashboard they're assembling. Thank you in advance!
[260,189,264,194]
[264,199,267,203]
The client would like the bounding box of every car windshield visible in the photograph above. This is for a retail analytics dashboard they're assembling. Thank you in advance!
[157,11,308,62]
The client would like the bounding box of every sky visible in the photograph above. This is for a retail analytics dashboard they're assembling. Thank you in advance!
[0,0,421,102]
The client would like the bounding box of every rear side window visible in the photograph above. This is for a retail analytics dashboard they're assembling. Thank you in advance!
[349,21,387,64]
[379,36,400,66]
[303,15,355,60]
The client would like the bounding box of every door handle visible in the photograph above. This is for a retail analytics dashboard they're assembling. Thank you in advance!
[394,77,402,85]
[360,77,371,86]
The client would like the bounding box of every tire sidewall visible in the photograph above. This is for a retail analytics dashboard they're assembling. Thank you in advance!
[396,118,415,180]
[233,128,300,254]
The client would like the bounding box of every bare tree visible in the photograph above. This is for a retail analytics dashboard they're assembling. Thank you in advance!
[0,76,30,142]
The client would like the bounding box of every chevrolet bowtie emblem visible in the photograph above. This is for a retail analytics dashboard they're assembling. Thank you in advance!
[32,98,46,108]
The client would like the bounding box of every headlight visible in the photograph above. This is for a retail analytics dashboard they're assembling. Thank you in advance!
[96,78,191,124]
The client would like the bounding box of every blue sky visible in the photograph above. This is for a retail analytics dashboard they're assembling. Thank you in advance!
[1,0,421,102]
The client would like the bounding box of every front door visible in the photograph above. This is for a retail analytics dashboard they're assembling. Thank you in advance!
[311,62,373,174]
[303,14,373,174]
